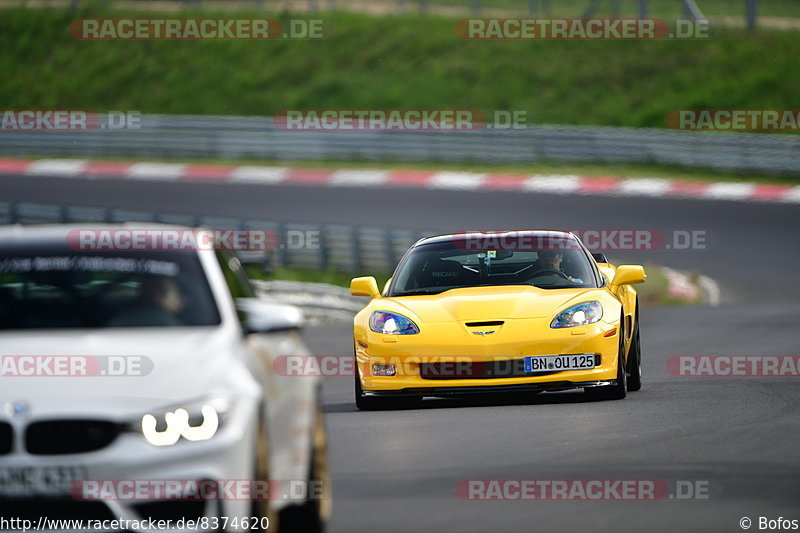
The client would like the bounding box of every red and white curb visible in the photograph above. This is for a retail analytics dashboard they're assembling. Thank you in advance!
[2,158,799,204]
[662,267,720,306]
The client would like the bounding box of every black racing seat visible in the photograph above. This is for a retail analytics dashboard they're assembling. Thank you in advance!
[418,259,469,288]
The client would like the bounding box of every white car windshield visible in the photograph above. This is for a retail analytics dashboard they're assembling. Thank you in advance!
[0,249,220,329]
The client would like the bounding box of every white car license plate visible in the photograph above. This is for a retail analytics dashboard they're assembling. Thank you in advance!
[0,465,88,497]
[524,354,595,373]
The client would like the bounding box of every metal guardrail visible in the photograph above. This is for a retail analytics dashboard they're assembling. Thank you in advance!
[0,201,439,274]
[252,280,366,322]
[1,114,798,175]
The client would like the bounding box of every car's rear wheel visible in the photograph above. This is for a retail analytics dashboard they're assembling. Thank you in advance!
[279,397,331,532]
[586,325,627,401]
[626,304,642,392]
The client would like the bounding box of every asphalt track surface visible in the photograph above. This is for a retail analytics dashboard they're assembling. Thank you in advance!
[3,174,799,532]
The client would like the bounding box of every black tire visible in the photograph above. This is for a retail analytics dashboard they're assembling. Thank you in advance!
[355,370,386,410]
[354,371,421,410]
[279,399,331,533]
[626,305,642,392]
[585,323,627,401]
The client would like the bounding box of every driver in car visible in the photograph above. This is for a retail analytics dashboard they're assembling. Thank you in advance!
[110,276,186,326]
[532,250,583,283]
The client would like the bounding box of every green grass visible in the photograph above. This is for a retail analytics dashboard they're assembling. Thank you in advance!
[2,7,799,130]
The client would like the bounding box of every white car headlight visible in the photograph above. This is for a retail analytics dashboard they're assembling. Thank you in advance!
[550,301,603,328]
[139,396,233,447]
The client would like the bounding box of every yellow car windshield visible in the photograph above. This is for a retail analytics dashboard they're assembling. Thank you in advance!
[389,241,599,296]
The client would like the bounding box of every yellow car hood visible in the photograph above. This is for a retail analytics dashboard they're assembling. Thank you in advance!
[384,285,603,323]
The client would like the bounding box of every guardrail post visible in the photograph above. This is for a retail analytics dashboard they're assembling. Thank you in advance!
[385,230,398,272]
[351,227,363,274]
[637,0,648,18]
[612,0,621,17]
[470,0,480,15]
[418,0,427,15]
[745,0,757,31]
[319,225,329,271]
[582,0,600,18]
[276,222,287,267]
[308,0,318,12]
[681,0,707,21]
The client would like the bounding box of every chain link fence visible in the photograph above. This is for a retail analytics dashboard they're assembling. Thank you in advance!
[11,0,781,29]
[20,0,722,19]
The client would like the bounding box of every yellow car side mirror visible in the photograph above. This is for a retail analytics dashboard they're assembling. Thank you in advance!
[350,276,381,299]
[382,277,393,296]
[610,265,646,291]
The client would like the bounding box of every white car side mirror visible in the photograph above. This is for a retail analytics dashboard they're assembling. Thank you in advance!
[236,298,305,334]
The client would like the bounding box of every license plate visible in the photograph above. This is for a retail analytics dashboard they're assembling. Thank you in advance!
[0,465,88,497]
[524,354,595,373]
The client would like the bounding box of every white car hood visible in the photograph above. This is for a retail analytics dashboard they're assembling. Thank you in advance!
[0,326,242,420]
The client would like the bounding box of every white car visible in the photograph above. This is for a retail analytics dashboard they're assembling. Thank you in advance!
[0,224,330,532]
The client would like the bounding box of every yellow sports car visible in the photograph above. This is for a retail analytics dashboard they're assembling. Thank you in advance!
[350,230,645,409]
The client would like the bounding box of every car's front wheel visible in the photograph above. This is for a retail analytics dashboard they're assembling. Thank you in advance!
[585,326,627,401]
[279,397,331,532]
[354,371,420,410]
[355,371,387,410]
[626,305,642,392]
[251,411,277,533]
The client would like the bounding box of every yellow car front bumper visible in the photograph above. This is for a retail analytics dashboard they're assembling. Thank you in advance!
[355,319,622,396]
